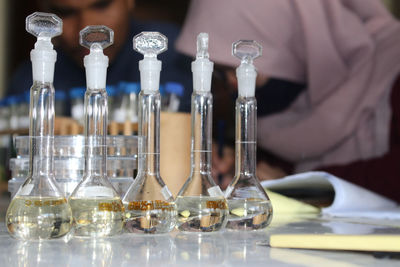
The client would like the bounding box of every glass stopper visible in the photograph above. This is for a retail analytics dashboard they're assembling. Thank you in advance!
[133,32,168,58]
[196,32,209,59]
[232,40,262,64]
[26,12,62,39]
[80,25,114,50]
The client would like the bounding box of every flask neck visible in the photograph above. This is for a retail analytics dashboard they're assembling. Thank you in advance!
[84,88,108,178]
[235,96,257,176]
[29,81,55,178]
[138,91,161,175]
[190,92,213,175]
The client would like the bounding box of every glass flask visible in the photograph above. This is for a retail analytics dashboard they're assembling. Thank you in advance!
[225,40,273,230]
[69,26,124,237]
[5,12,73,240]
[175,33,228,232]
[123,32,176,234]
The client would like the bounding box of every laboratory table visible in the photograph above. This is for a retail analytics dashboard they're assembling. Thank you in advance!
[0,215,399,266]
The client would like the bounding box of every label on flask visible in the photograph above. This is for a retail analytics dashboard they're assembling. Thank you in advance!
[208,186,224,197]
[225,185,234,198]
[18,184,34,196]
[161,185,173,200]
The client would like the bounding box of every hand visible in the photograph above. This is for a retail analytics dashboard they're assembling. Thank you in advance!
[212,142,287,189]
[256,160,287,181]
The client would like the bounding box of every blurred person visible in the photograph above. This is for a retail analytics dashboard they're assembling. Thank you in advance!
[176,0,400,202]
[7,0,192,113]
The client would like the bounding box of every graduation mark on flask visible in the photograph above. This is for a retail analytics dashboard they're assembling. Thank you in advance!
[127,200,174,211]
[24,198,67,207]
[98,200,124,212]
[206,200,228,210]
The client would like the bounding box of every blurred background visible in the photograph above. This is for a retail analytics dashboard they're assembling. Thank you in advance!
[0,0,192,219]
[0,0,399,219]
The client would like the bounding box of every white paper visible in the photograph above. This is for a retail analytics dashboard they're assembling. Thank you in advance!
[261,171,400,219]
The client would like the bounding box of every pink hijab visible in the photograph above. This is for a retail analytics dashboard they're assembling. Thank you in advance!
[176,0,400,171]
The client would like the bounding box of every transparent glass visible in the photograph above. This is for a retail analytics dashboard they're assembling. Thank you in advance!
[79,25,114,50]
[69,26,123,237]
[133,32,167,58]
[69,88,124,237]
[176,91,228,232]
[113,83,138,124]
[123,31,175,234]
[18,95,30,129]
[124,91,138,123]
[25,12,62,39]
[6,12,72,240]
[9,135,138,198]
[5,82,72,240]
[232,40,262,64]
[123,91,176,233]
[225,96,273,230]
[0,101,10,131]
[71,94,85,124]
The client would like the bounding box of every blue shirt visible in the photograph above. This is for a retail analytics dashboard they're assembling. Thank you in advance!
[7,19,193,113]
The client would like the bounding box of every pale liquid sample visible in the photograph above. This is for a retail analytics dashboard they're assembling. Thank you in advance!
[6,196,72,239]
[124,200,176,234]
[175,196,228,232]
[69,197,124,237]
[226,199,272,230]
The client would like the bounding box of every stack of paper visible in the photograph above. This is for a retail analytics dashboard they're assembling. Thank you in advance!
[262,172,400,219]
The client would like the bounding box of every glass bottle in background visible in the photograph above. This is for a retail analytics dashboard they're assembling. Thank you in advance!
[55,90,67,117]
[68,26,124,237]
[7,95,20,130]
[17,92,30,129]
[225,40,273,230]
[164,82,184,112]
[5,12,72,240]
[0,98,10,131]
[175,33,228,232]
[69,87,85,124]
[123,32,176,234]
[159,83,166,107]
[114,81,140,123]
[106,85,117,122]
[0,98,10,186]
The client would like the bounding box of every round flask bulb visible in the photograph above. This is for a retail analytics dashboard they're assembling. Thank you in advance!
[232,40,262,64]
[80,25,114,50]
[133,32,168,58]
[26,12,62,39]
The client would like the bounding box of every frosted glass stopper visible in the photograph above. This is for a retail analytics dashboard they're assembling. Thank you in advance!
[196,33,209,59]
[26,12,62,39]
[133,32,167,58]
[232,40,262,64]
[80,25,114,50]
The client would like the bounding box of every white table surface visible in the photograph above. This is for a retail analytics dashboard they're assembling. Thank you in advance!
[0,215,399,266]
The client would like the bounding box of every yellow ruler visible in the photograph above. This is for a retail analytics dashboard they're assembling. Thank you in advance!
[270,234,400,252]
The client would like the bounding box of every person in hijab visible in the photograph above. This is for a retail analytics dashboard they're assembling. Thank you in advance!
[176,0,400,202]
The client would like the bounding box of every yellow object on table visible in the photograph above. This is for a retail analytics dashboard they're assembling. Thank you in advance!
[266,190,320,214]
[270,234,400,252]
